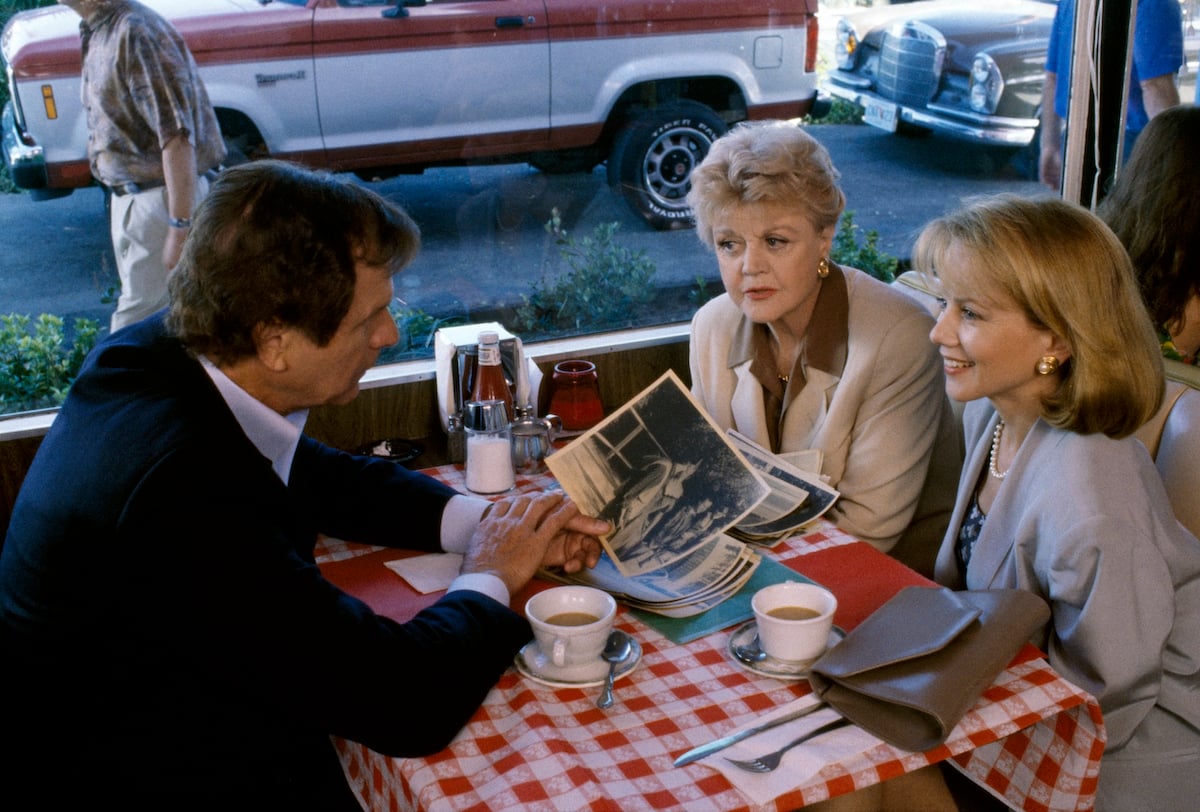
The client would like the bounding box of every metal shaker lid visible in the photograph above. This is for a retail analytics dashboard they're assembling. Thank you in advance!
[464,399,509,431]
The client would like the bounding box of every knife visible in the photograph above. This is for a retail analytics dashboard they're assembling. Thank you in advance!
[673,701,830,767]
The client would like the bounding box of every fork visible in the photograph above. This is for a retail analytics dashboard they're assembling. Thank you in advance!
[723,716,852,773]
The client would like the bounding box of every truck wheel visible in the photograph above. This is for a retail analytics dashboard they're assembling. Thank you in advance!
[607,102,726,230]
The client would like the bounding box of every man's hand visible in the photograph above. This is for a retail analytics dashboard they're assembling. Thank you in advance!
[553,510,609,574]
[460,493,608,597]
[163,225,187,271]
[161,133,197,271]
[1038,142,1063,192]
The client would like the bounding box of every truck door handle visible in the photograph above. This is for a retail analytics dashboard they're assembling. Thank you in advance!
[495,16,531,28]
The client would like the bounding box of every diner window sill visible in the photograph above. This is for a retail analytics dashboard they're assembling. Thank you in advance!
[0,409,58,442]
[2,323,691,532]
[0,322,692,444]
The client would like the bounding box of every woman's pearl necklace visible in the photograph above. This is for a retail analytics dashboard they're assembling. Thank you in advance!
[988,420,1008,480]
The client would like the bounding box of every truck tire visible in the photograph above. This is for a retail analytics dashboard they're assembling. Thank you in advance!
[607,101,726,231]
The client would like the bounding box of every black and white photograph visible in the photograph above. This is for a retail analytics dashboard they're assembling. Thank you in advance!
[547,371,768,577]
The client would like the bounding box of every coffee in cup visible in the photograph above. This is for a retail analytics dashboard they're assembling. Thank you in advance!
[525,586,617,675]
[543,611,601,626]
[751,581,837,663]
[765,606,822,621]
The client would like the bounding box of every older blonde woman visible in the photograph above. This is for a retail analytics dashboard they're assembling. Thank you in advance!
[920,194,1200,811]
[686,121,960,570]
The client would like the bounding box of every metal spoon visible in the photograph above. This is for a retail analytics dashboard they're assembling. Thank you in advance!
[733,633,769,665]
[596,630,633,709]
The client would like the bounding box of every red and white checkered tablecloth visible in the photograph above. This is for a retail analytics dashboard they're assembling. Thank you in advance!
[317,466,1104,812]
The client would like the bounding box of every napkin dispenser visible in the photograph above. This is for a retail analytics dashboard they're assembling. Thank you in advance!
[434,322,541,432]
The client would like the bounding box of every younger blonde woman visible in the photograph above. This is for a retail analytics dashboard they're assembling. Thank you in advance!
[919,194,1200,810]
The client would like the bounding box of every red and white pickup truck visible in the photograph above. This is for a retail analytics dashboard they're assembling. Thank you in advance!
[2,0,824,229]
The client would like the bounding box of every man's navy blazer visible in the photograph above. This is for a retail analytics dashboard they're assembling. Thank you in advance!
[0,315,532,809]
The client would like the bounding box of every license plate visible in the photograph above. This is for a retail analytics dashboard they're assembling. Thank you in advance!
[863,99,898,132]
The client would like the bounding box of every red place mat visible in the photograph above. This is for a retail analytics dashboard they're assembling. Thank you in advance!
[784,540,1041,666]
[782,540,933,631]
[319,547,551,624]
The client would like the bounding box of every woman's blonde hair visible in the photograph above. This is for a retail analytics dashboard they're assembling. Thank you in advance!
[686,120,845,247]
[913,194,1162,437]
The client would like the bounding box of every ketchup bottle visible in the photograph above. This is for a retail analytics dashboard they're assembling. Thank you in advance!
[468,331,514,424]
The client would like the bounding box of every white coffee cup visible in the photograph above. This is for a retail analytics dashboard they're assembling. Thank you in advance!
[525,586,616,672]
[751,581,838,663]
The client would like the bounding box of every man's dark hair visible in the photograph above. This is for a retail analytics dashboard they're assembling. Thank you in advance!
[167,160,420,363]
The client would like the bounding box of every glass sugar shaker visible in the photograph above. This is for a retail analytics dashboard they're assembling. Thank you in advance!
[464,400,515,494]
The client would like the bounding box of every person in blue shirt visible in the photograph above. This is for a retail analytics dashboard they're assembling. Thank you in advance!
[1039,0,1183,189]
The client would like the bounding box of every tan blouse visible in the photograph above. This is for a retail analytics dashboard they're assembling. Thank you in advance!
[742,265,851,453]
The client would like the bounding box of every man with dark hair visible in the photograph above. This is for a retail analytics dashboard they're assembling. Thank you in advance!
[0,160,606,809]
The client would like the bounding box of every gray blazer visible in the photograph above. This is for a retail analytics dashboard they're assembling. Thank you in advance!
[935,400,1200,752]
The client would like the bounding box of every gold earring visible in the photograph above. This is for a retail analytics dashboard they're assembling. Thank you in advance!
[817,257,830,279]
[1036,356,1060,375]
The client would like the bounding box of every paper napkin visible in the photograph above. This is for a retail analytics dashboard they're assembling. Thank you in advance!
[384,553,463,594]
[700,697,883,806]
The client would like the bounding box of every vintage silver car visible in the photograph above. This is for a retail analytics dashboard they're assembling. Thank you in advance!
[824,0,1057,152]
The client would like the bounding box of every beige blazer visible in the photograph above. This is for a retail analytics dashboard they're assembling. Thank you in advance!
[689,265,961,564]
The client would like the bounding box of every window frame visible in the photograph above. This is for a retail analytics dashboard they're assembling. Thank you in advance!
[0,0,1149,443]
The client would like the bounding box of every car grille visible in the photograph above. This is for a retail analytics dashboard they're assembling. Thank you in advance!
[875,21,945,107]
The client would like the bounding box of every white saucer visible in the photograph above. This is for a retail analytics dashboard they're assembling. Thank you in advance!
[728,620,845,681]
[515,637,643,688]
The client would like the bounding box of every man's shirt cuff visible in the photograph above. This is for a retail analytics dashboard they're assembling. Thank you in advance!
[447,573,510,606]
[441,495,510,605]
[441,494,489,554]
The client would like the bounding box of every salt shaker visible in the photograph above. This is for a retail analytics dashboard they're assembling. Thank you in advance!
[464,400,515,494]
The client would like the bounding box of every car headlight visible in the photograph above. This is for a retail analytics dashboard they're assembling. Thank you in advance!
[835,19,859,71]
[968,53,1004,114]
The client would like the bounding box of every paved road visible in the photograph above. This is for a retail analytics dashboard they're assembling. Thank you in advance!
[0,124,1046,329]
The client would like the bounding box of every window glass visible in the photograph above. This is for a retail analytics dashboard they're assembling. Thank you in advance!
[0,0,1189,419]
